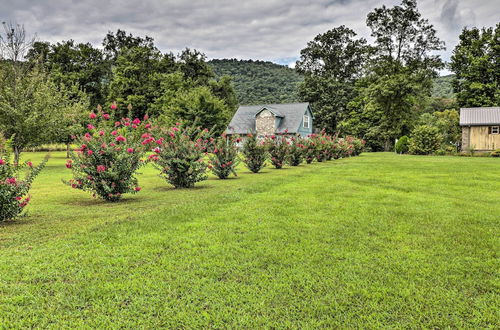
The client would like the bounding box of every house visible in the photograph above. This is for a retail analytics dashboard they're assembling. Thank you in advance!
[460,107,500,151]
[226,102,313,138]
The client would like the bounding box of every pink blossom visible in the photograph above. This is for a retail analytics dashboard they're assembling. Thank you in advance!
[96,165,106,173]
[111,131,118,136]
[134,187,141,192]
[26,161,33,168]
[116,135,126,142]
[99,130,105,136]
[87,124,95,130]
[124,122,130,127]
[132,118,141,125]
[127,148,134,153]
[15,196,22,201]
[0,159,5,165]
[132,124,138,129]
[103,113,110,120]
[110,104,117,110]
[115,121,121,127]
[6,177,16,184]
[172,127,180,132]
[89,113,97,119]
[87,149,93,156]
[145,123,151,129]
[65,161,72,169]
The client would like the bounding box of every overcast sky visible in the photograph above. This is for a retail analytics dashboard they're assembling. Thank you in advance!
[1,0,498,74]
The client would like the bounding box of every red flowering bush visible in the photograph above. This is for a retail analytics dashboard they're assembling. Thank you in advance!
[265,135,289,169]
[287,135,305,166]
[347,136,365,156]
[65,104,152,202]
[0,135,47,221]
[208,134,240,179]
[242,134,267,173]
[152,123,210,188]
[313,134,330,162]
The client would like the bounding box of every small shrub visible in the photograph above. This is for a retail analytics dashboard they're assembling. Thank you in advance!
[314,134,330,162]
[409,125,442,155]
[395,136,410,154]
[266,135,289,169]
[208,134,240,179]
[65,105,151,201]
[242,134,267,173]
[287,136,305,166]
[491,149,500,157]
[153,124,210,188]
[1,135,47,221]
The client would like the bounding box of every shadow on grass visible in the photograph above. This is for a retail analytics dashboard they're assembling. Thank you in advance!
[153,184,213,192]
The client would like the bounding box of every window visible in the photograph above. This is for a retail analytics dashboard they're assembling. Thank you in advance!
[491,126,500,134]
[303,115,310,129]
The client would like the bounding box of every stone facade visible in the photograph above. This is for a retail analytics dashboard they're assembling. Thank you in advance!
[255,109,275,136]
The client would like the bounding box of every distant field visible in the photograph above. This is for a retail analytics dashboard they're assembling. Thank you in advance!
[0,152,498,328]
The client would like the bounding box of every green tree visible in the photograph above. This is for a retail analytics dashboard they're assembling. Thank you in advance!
[0,65,89,162]
[27,40,108,107]
[296,26,368,133]
[450,24,500,107]
[345,0,444,150]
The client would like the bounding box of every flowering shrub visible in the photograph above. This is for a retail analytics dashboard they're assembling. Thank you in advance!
[346,136,365,156]
[287,135,305,166]
[208,134,240,179]
[65,104,151,202]
[313,134,330,162]
[265,135,289,169]
[152,123,210,188]
[0,135,47,221]
[242,134,267,173]
[303,137,318,164]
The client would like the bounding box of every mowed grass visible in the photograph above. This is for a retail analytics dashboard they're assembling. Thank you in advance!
[0,152,499,328]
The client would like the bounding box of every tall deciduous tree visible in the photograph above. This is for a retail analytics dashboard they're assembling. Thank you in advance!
[296,26,368,133]
[450,24,499,107]
[344,0,445,150]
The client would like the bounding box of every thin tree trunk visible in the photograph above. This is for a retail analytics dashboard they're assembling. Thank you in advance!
[66,143,70,158]
[14,145,21,165]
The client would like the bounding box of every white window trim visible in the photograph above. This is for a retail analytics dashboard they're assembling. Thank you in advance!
[491,126,499,134]
[303,115,310,129]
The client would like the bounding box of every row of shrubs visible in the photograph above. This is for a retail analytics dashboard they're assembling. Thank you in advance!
[0,104,365,221]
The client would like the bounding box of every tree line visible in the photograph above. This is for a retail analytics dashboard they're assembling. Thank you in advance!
[296,0,499,151]
[0,26,238,162]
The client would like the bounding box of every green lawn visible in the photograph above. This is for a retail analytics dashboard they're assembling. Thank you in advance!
[0,152,499,328]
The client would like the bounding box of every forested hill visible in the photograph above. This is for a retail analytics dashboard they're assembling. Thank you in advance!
[209,59,303,105]
[209,58,455,105]
[432,74,455,99]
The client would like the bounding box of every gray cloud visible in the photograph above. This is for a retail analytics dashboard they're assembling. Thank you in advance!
[1,0,498,71]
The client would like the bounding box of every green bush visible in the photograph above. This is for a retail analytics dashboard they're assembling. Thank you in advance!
[490,149,500,157]
[208,134,240,179]
[1,135,47,221]
[287,136,305,166]
[266,135,289,169]
[153,124,210,188]
[409,125,443,155]
[65,105,151,201]
[395,136,410,154]
[242,134,267,173]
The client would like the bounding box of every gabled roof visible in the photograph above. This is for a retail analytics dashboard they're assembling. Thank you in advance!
[226,102,312,134]
[460,107,500,126]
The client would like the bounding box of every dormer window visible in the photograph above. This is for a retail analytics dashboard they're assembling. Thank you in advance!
[491,126,499,134]
[303,115,310,129]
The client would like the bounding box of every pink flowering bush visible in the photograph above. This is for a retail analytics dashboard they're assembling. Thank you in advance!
[0,135,47,221]
[287,135,305,166]
[208,134,240,179]
[65,104,152,202]
[265,135,289,169]
[303,136,318,164]
[152,123,210,188]
[242,134,267,173]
